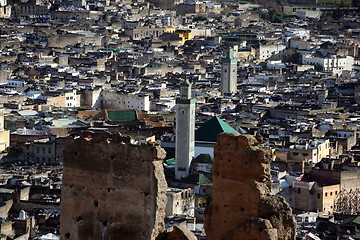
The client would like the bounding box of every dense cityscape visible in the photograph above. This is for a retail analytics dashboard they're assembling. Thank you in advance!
[0,0,358,239]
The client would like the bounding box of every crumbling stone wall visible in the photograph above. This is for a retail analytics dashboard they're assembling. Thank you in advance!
[205,133,296,240]
[60,132,167,240]
[156,225,197,240]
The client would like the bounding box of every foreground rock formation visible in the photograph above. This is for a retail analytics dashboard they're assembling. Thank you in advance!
[60,132,167,240]
[205,133,296,240]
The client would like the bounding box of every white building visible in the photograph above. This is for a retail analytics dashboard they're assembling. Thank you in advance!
[64,90,79,108]
[6,79,27,87]
[267,60,286,69]
[99,90,150,112]
[165,188,195,217]
[295,10,321,19]
[258,43,286,60]
[302,54,354,75]
[285,28,311,38]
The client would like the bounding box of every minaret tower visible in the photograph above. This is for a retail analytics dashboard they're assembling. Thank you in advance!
[175,80,196,180]
[221,45,238,95]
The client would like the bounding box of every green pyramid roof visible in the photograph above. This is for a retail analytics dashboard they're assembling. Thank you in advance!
[164,158,176,165]
[181,172,212,185]
[195,117,238,142]
[341,216,360,225]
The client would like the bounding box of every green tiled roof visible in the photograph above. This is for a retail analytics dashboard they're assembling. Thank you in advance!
[182,173,212,185]
[195,117,238,142]
[164,158,176,165]
[107,110,137,122]
[342,216,360,225]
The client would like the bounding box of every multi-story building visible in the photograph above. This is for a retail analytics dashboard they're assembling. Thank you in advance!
[257,43,286,60]
[302,54,354,75]
[0,109,9,152]
[288,140,331,164]
[285,139,331,172]
[12,3,50,18]
[165,188,195,217]
[150,0,183,10]
[17,135,66,165]
[98,90,150,112]
[0,0,11,19]
[176,2,206,15]
[124,27,165,40]
[294,180,340,214]
[47,90,80,108]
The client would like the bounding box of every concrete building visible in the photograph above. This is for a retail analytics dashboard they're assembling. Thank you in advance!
[6,79,27,88]
[176,2,206,15]
[0,108,9,152]
[165,188,195,217]
[302,54,354,75]
[175,80,196,180]
[150,0,183,10]
[0,4,11,18]
[286,139,331,172]
[12,3,50,18]
[22,137,64,165]
[295,9,321,19]
[99,90,150,112]
[163,28,193,45]
[294,179,340,214]
[47,31,105,48]
[288,140,330,164]
[220,46,237,95]
[124,27,165,41]
[257,43,286,60]
[47,90,80,108]
[80,88,102,108]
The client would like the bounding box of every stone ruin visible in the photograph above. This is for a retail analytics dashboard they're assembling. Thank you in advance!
[60,132,296,240]
[60,132,167,240]
[205,133,296,240]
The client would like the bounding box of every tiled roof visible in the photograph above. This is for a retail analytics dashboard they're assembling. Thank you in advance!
[342,216,360,225]
[182,173,212,185]
[106,110,137,122]
[195,116,238,142]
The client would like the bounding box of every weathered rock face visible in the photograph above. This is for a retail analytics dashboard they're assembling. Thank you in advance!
[60,132,167,240]
[156,225,198,240]
[205,133,296,240]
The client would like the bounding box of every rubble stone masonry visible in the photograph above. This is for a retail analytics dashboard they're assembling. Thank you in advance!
[205,133,296,240]
[60,131,297,240]
[60,132,167,240]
